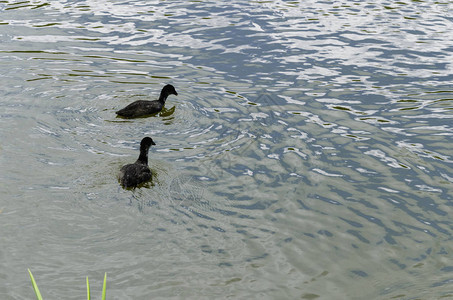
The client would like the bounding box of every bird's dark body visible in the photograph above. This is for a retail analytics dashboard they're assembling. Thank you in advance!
[116,100,164,118]
[119,162,152,188]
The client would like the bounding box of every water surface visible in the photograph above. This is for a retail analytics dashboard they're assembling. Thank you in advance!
[0,0,452,299]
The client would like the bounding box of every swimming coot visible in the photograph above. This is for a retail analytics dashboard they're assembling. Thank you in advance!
[116,84,178,118]
[119,137,156,188]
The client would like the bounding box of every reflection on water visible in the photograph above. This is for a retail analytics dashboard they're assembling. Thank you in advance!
[0,0,452,298]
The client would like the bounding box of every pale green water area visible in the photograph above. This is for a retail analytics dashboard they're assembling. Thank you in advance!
[1,0,452,299]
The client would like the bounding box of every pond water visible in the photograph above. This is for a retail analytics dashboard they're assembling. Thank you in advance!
[0,0,452,299]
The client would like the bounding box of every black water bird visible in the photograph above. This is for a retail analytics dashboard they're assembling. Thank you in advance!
[119,137,156,188]
[116,84,178,118]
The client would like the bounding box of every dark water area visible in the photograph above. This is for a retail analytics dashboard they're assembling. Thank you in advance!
[0,0,452,299]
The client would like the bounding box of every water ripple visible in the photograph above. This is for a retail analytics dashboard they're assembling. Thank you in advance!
[1,0,453,298]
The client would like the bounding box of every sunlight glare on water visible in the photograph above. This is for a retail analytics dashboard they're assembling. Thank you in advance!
[0,0,452,299]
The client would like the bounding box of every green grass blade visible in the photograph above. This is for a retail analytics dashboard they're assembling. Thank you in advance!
[102,273,107,300]
[28,269,43,300]
[86,276,90,300]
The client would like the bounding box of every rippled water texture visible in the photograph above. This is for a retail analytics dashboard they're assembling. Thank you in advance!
[1,0,452,299]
